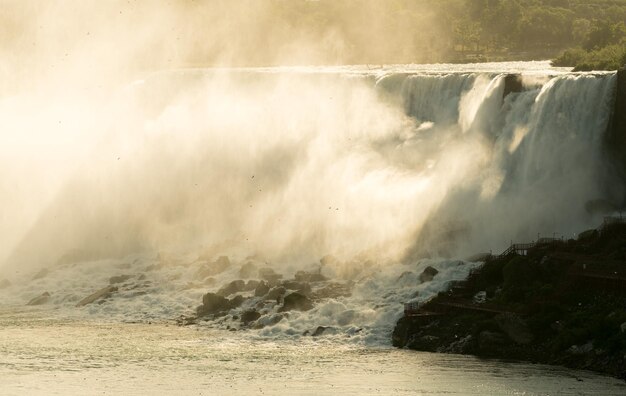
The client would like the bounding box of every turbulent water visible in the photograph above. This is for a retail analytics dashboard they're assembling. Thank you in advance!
[0,61,623,393]
[1,308,625,396]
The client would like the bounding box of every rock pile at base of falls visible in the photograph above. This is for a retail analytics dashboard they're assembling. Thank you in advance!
[279,292,313,312]
[27,292,51,306]
[196,292,244,317]
[76,286,118,307]
[419,266,439,283]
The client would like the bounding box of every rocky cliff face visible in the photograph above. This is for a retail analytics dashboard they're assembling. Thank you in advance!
[393,223,626,380]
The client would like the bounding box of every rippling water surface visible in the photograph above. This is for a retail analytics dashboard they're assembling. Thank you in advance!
[1,307,624,395]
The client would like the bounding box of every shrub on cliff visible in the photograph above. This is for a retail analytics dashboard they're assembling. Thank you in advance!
[553,45,626,71]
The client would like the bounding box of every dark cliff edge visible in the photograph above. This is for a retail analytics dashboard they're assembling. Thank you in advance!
[393,222,626,380]
[607,69,626,208]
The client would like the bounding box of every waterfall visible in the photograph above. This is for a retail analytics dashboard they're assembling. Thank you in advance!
[0,66,621,269]
[0,63,622,342]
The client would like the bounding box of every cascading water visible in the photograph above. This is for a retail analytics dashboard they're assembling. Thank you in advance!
[0,63,622,344]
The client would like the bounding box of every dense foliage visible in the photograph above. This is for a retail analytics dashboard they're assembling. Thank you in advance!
[268,0,626,68]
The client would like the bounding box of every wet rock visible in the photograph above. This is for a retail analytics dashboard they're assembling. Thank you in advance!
[266,286,286,301]
[495,313,533,345]
[0,279,11,289]
[295,270,327,283]
[195,256,231,279]
[176,315,196,326]
[313,282,352,299]
[419,266,439,283]
[258,267,283,283]
[568,341,594,355]
[32,268,49,280]
[245,280,260,291]
[229,295,245,309]
[254,313,286,329]
[254,281,271,297]
[109,275,133,284]
[241,310,261,325]
[281,280,312,296]
[239,262,258,278]
[441,335,473,354]
[473,291,487,304]
[478,331,508,351]
[312,326,328,336]
[27,291,51,306]
[217,280,246,297]
[196,293,245,316]
[407,335,440,351]
[76,286,118,307]
[197,292,230,316]
[280,292,313,312]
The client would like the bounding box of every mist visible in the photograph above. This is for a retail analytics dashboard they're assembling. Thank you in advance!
[0,1,620,274]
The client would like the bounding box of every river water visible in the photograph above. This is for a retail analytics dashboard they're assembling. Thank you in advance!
[1,307,624,395]
[2,61,625,394]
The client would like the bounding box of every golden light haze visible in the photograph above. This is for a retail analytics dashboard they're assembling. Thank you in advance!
[0,1,453,271]
[1,0,447,90]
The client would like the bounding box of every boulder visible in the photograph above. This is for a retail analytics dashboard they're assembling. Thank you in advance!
[279,292,313,312]
[295,270,327,283]
[478,331,508,351]
[196,293,239,316]
[419,266,439,283]
[76,286,118,307]
[254,281,271,297]
[407,335,440,351]
[312,326,328,336]
[244,280,260,291]
[0,279,11,289]
[568,341,594,355]
[253,313,286,329]
[196,292,231,316]
[313,282,352,299]
[495,313,533,345]
[27,291,51,306]
[266,286,286,301]
[217,280,246,297]
[229,295,245,309]
[281,280,312,296]
[473,291,487,304]
[239,262,257,278]
[240,310,261,325]
[109,275,133,284]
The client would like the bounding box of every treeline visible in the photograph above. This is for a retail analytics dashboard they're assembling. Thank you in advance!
[443,0,626,69]
[264,0,626,69]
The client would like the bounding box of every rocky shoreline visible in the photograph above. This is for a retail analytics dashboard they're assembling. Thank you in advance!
[393,221,626,380]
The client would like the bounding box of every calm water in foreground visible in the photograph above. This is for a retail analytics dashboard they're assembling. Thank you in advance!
[0,307,624,395]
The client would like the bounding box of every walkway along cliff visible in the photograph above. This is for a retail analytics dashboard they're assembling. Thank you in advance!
[393,219,626,379]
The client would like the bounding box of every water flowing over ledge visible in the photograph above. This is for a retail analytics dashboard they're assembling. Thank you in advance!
[0,62,623,345]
